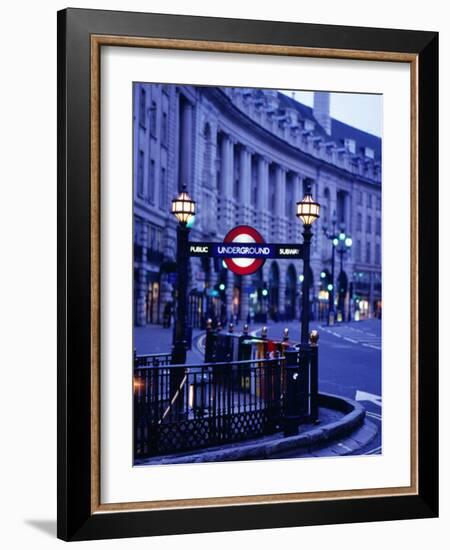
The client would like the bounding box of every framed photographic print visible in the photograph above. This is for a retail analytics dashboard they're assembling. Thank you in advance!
[57,8,438,541]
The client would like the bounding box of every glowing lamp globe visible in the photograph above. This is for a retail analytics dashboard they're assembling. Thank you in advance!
[296,188,320,226]
[171,186,196,224]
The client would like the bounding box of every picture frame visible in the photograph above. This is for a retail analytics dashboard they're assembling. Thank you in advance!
[57,7,438,541]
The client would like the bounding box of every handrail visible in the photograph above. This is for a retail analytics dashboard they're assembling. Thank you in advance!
[134,356,284,371]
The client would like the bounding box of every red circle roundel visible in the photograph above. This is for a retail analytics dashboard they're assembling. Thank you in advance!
[223,225,266,276]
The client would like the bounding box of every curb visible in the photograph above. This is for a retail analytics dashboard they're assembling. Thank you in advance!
[137,392,366,465]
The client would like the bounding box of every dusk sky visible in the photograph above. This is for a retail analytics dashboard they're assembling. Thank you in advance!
[280,90,383,138]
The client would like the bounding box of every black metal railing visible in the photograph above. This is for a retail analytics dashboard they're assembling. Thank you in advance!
[134,351,172,367]
[134,356,286,459]
[204,325,319,425]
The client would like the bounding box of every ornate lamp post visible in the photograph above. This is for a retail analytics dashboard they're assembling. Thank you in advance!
[335,229,352,321]
[284,184,320,438]
[296,184,320,345]
[322,213,338,325]
[171,185,196,364]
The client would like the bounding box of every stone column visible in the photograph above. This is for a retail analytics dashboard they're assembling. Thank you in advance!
[239,146,252,224]
[219,133,234,232]
[292,173,303,242]
[179,99,193,188]
[257,156,269,235]
[275,165,287,239]
[135,222,149,326]
[278,264,287,320]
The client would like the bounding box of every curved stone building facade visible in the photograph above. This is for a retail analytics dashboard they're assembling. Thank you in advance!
[133,84,382,327]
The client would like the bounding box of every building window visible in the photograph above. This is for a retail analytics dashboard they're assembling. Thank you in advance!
[159,166,167,210]
[233,150,240,199]
[366,215,372,234]
[161,111,168,146]
[147,224,163,252]
[356,240,362,262]
[336,190,347,224]
[139,88,146,128]
[357,213,362,232]
[344,138,356,154]
[375,243,381,265]
[134,217,141,244]
[364,147,375,159]
[203,123,212,178]
[137,150,145,197]
[365,241,371,263]
[148,225,156,250]
[376,217,381,236]
[367,194,372,208]
[150,101,157,137]
[376,196,381,210]
[148,158,155,204]
[252,172,258,206]
[358,191,363,206]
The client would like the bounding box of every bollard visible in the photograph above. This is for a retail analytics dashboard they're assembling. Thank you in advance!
[283,347,301,437]
[283,327,289,342]
[261,326,268,339]
[309,330,320,422]
[243,323,249,336]
[228,322,234,333]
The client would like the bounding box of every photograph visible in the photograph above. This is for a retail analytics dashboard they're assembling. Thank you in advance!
[132,83,383,465]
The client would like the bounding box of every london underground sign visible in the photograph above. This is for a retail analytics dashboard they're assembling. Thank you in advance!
[222,225,266,275]
[189,225,304,276]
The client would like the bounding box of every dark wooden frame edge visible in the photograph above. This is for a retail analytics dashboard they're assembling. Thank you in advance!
[57,7,438,541]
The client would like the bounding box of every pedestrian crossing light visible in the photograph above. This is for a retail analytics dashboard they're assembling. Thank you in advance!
[262,288,269,297]
[219,283,226,291]
[171,185,196,224]
[296,185,320,226]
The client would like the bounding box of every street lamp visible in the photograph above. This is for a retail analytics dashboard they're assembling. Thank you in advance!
[284,184,319,438]
[171,185,196,364]
[322,212,338,325]
[296,184,320,345]
[335,228,352,321]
